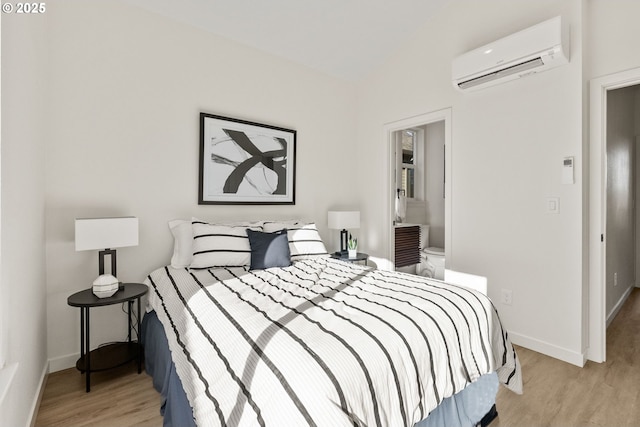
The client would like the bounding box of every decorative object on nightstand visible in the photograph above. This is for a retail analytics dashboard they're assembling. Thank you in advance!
[347,233,358,258]
[327,210,360,255]
[75,216,138,297]
[67,283,148,392]
[91,274,119,298]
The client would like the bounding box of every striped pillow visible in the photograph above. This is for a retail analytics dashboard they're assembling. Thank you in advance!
[190,220,262,269]
[262,221,328,261]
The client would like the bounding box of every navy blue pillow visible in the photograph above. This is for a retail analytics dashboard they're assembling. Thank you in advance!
[246,228,292,270]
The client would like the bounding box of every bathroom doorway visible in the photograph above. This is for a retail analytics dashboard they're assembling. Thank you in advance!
[384,108,452,272]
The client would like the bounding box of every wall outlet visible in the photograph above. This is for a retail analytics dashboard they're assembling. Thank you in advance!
[501,289,513,305]
[614,272,618,287]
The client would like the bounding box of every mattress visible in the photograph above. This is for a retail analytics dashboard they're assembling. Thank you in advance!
[143,257,521,426]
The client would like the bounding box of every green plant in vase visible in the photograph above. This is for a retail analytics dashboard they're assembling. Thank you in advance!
[347,233,358,258]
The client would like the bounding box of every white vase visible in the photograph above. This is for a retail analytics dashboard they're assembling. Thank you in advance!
[348,249,357,258]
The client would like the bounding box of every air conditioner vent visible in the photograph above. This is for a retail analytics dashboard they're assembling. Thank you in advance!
[452,16,569,92]
[458,57,545,90]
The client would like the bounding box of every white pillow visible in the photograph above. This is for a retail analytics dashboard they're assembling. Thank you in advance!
[190,220,262,269]
[262,221,329,261]
[168,219,193,268]
[169,219,265,268]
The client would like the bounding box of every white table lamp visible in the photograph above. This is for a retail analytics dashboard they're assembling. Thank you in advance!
[75,217,139,295]
[328,211,360,255]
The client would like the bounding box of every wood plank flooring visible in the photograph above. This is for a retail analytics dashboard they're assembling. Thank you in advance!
[35,288,640,427]
[494,287,640,427]
[35,363,163,427]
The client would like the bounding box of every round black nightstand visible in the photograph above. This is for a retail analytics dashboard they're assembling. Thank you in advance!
[67,283,148,392]
[330,252,370,265]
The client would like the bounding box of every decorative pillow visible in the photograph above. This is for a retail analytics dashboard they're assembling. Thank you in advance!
[246,229,292,270]
[190,220,262,269]
[169,219,193,268]
[262,221,329,261]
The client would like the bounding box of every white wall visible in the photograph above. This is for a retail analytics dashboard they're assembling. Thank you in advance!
[425,121,445,248]
[1,10,49,427]
[587,0,640,80]
[44,0,358,370]
[357,0,586,364]
[605,87,636,319]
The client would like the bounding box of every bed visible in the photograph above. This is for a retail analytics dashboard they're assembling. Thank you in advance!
[141,219,522,427]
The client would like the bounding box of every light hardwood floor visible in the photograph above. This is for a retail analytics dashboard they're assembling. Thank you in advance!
[35,363,163,427]
[36,288,640,427]
[494,287,640,427]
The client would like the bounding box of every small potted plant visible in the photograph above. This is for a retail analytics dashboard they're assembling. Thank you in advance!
[347,233,358,258]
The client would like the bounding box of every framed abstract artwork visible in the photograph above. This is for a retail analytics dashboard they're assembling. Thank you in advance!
[199,113,296,205]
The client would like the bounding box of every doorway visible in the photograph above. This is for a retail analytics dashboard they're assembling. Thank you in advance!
[384,109,452,271]
[589,67,640,363]
[605,86,640,326]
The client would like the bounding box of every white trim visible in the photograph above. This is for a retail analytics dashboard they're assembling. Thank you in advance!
[27,362,48,427]
[0,362,18,406]
[384,109,452,269]
[0,8,5,374]
[589,66,640,363]
[509,332,586,367]
[48,352,78,373]
[606,285,634,327]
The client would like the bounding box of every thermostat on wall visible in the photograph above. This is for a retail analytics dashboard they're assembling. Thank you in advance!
[562,156,574,185]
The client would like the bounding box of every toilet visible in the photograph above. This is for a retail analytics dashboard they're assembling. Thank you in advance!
[419,247,445,279]
[417,225,445,280]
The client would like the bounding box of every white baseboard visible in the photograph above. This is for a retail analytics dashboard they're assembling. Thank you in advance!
[508,331,586,367]
[48,353,79,373]
[606,285,634,327]
[28,361,48,427]
[0,362,18,407]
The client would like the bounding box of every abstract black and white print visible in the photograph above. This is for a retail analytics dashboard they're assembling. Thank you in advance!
[199,113,296,204]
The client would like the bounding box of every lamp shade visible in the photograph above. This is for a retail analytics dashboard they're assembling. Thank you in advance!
[75,217,139,251]
[328,211,360,230]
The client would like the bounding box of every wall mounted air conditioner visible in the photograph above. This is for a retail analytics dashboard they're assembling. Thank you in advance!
[452,16,569,92]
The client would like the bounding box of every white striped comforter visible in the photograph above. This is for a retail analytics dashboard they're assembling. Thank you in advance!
[145,257,522,427]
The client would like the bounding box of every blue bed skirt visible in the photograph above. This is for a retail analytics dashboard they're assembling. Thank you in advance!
[141,310,498,427]
[141,310,196,427]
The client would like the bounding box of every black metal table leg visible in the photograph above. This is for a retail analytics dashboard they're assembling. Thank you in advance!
[127,300,132,343]
[85,307,91,392]
[80,307,85,365]
[137,296,142,374]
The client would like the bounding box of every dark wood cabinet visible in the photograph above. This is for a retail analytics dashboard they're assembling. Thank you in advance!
[395,226,421,267]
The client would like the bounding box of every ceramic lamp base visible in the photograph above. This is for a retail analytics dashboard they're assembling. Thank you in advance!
[93,284,118,298]
[92,274,119,298]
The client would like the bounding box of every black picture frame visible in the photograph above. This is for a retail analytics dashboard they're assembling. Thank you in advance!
[199,113,296,205]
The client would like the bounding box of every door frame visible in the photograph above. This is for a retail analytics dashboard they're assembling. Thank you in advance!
[384,108,452,269]
[589,67,640,363]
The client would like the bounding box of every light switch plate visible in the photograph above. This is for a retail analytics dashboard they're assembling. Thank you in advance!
[547,197,559,214]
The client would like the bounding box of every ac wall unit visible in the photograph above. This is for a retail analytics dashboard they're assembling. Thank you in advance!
[452,16,569,92]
